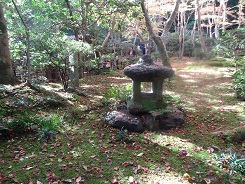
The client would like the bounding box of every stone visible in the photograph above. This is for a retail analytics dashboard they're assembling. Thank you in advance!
[124,55,174,114]
[105,110,144,132]
[153,106,184,130]
[105,55,184,132]
[143,106,184,131]
[142,113,159,131]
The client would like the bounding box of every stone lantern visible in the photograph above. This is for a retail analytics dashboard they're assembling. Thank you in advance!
[124,55,174,114]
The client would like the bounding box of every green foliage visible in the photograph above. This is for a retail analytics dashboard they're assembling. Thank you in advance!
[1,114,38,135]
[208,57,237,67]
[37,114,62,142]
[192,48,206,60]
[0,112,62,141]
[116,127,132,143]
[0,124,9,136]
[233,69,245,100]
[38,114,61,131]
[162,94,182,105]
[142,99,158,111]
[213,149,245,175]
[214,28,245,68]
[222,126,245,143]
[102,84,132,105]
[31,76,48,84]
[166,32,179,55]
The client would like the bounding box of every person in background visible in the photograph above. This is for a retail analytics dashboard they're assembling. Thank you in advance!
[139,43,146,55]
[128,47,137,56]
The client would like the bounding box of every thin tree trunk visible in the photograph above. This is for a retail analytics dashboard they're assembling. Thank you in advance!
[238,0,244,28]
[196,0,207,53]
[222,0,227,33]
[214,0,222,38]
[12,0,31,83]
[102,15,116,48]
[141,0,181,67]
[0,4,19,85]
[179,0,186,59]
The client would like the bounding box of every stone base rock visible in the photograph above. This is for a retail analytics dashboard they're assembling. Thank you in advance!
[105,110,144,132]
[105,106,184,132]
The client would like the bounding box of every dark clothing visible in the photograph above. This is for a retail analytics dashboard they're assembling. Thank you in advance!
[128,49,137,56]
[139,44,145,55]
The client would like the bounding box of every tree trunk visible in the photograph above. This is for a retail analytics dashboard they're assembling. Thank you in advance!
[214,0,222,38]
[141,0,181,67]
[196,0,207,53]
[102,15,116,48]
[238,0,244,28]
[178,0,186,59]
[222,0,227,33]
[0,4,19,85]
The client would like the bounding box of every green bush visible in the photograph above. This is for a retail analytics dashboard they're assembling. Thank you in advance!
[208,57,235,67]
[183,39,193,57]
[1,114,38,135]
[213,149,245,175]
[37,114,63,142]
[31,76,48,84]
[233,69,245,100]
[102,84,132,105]
[192,48,206,59]
[166,33,179,54]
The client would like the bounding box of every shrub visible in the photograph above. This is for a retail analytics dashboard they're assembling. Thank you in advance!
[37,114,63,142]
[102,84,132,105]
[166,33,179,54]
[233,69,245,100]
[213,149,245,175]
[31,76,48,84]
[116,127,132,143]
[1,114,38,136]
[183,40,193,57]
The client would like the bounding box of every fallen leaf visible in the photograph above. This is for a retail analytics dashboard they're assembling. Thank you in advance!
[204,178,211,184]
[136,152,144,157]
[128,176,134,183]
[0,173,4,180]
[63,179,72,183]
[111,176,117,184]
[76,176,84,183]
[83,165,87,171]
[182,173,190,181]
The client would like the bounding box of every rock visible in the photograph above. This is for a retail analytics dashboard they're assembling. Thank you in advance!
[105,106,184,132]
[144,106,184,130]
[143,113,159,131]
[156,106,184,129]
[105,110,144,132]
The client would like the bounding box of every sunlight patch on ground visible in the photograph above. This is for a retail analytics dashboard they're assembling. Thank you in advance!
[177,74,193,78]
[107,76,129,80]
[119,174,190,184]
[183,79,199,83]
[41,83,62,91]
[92,95,103,99]
[80,84,99,88]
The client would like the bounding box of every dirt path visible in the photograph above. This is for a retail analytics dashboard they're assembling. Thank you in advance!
[169,57,244,134]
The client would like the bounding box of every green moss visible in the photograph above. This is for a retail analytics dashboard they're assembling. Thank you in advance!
[223,126,245,143]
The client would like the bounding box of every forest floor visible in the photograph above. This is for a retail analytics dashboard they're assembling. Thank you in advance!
[0,57,245,184]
